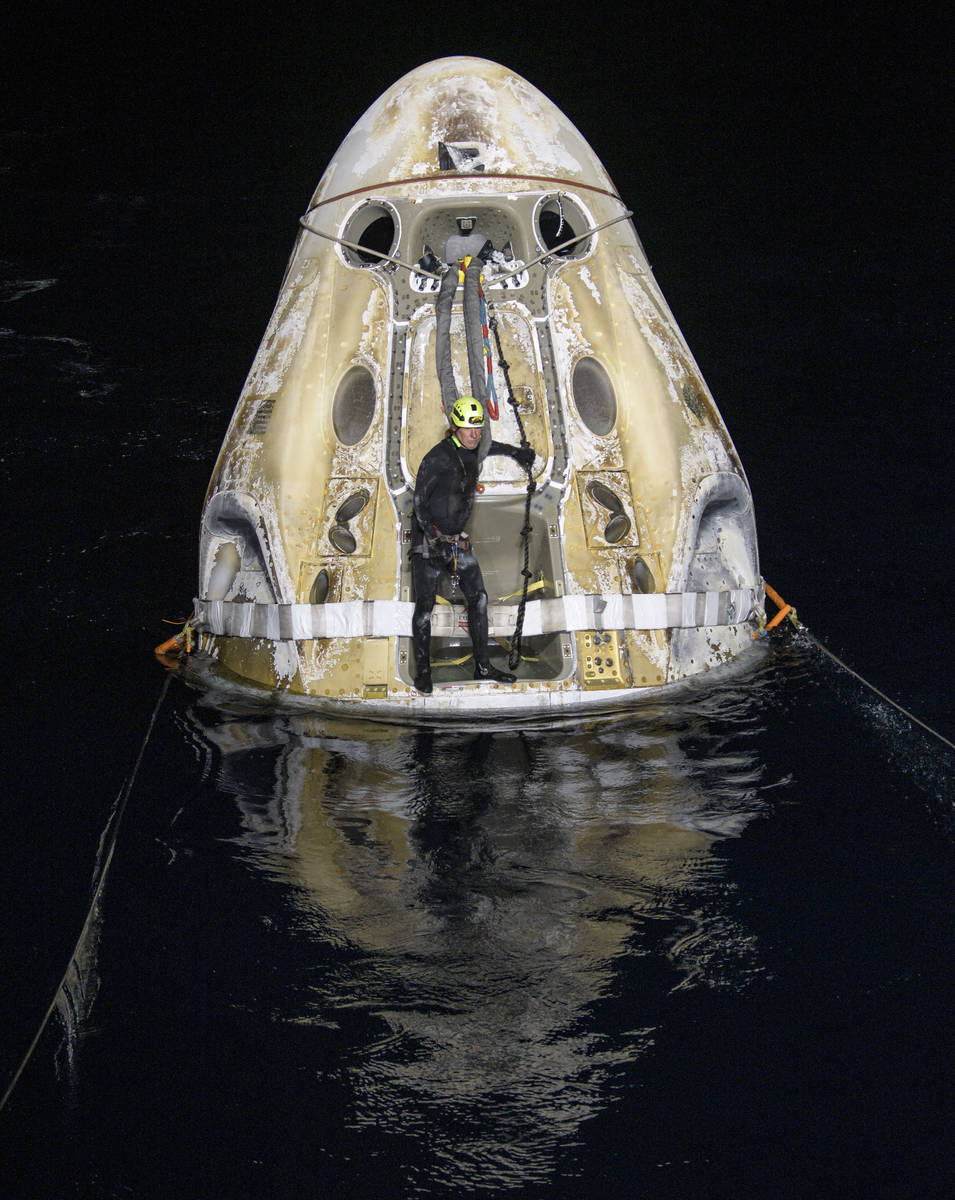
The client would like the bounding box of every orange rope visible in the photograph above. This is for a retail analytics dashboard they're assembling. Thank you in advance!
[764,582,787,610]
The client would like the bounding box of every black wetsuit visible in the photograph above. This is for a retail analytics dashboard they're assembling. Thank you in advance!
[411,436,524,680]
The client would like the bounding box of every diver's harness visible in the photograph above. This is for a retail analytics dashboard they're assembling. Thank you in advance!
[429,528,471,593]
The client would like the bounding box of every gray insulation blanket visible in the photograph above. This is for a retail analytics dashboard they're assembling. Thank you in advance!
[435,237,493,459]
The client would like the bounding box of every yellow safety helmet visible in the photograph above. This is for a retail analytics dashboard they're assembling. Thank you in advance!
[450,396,485,427]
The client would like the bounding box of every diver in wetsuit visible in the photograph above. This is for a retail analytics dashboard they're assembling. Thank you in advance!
[411,396,534,695]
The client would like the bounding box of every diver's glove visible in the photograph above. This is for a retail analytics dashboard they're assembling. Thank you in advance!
[510,445,535,470]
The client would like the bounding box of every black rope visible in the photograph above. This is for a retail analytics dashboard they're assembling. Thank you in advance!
[801,628,955,751]
[0,674,172,1114]
[489,311,536,670]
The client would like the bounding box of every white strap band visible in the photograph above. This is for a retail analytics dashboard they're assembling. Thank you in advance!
[194,588,756,641]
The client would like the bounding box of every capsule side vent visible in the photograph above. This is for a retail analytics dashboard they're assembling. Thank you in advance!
[310,569,330,604]
[250,396,276,436]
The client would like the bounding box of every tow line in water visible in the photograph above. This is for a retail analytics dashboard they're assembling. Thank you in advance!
[0,674,172,1114]
[756,582,954,752]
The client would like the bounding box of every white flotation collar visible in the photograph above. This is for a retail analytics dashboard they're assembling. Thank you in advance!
[193,588,757,641]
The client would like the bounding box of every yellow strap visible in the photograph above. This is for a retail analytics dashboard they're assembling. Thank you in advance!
[497,579,553,603]
[494,637,540,663]
[432,652,474,667]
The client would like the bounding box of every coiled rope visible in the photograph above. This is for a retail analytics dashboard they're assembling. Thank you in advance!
[0,674,172,1113]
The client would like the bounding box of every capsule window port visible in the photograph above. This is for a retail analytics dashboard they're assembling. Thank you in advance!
[332,366,377,445]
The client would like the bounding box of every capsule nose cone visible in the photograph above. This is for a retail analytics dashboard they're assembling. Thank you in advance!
[311,57,617,207]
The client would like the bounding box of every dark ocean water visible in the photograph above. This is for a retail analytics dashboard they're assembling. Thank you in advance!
[2,12,952,1198]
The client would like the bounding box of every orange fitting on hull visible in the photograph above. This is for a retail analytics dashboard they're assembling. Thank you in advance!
[753,583,796,639]
[154,615,196,657]
[154,633,185,656]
